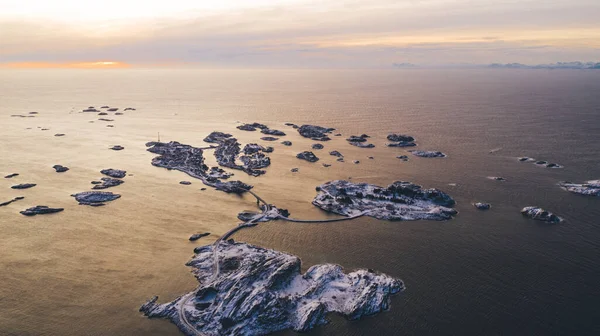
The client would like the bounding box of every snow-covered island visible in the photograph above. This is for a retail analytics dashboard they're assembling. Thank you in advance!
[140,240,404,336]
[558,180,600,197]
[312,180,457,221]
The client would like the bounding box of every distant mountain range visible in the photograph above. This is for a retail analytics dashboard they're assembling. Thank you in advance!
[391,62,600,69]
[488,62,600,69]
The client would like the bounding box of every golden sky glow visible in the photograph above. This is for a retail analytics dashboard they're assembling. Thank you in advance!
[1,0,599,67]
[0,61,131,69]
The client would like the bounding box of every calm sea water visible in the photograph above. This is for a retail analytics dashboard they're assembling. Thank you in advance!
[1,69,599,336]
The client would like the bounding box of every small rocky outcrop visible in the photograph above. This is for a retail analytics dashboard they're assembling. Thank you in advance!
[291,168,299,172]
[558,180,600,197]
[98,118,114,122]
[189,232,210,241]
[101,169,127,179]
[71,191,121,206]
[0,196,24,207]
[260,137,278,141]
[297,151,319,162]
[313,180,457,221]
[521,206,562,223]
[322,163,331,168]
[101,106,110,109]
[98,112,108,116]
[312,144,324,150]
[237,122,268,131]
[329,150,343,158]
[487,176,506,181]
[124,107,136,111]
[396,155,409,161]
[353,160,360,164]
[4,173,19,178]
[180,181,192,185]
[347,135,375,148]
[261,128,286,136]
[92,177,124,190]
[297,125,335,141]
[20,206,64,216]
[107,108,118,112]
[53,165,69,173]
[473,202,491,210]
[409,150,447,158]
[518,157,536,162]
[140,241,404,336]
[54,133,66,137]
[11,183,36,190]
[204,131,233,144]
[281,141,292,146]
[110,145,125,151]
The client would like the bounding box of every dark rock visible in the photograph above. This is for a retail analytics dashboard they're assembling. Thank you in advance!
[291,168,299,172]
[473,202,491,210]
[98,118,114,122]
[329,150,343,157]
[386,141,416,147]
[101,106,110,109]
[106,125,114,128]
[53,165,69,173]
[409,150,447,158]
[0,196,24,207]
[83,108,99,112]
[521,206,562,223]
[71,191,121,205]
[54,133,66,137]
[41,128,49,131]
[4,173,19,178]
[20,205,64,216]
[518,157,535,162]
[204,131,234,144]
[346,135,368,142]
[281,141,292,146]
[29,112,39,115]
[312,144,324,150]
[91,181,102,185]
[110,145,125,151]
[297,151,319,162]
[200,188,207,191]
[180,181,192,185]
[353,160,360,164]
[337,158,345,162]
[322,163,331,168]
[261,128,286,136]
[92,177,124,190]
[262,146,274,153]
[297,125,335,141]
[387,134,414,142]
[368,156,374,160]
[189,232,210,241]
[237,124,257,131]
[487,176,506,181]
[115,112,124,115]
[107,108,118,112]
[98,112,108,116]
[260,137,279,141]
[545,163,563,169]
[101,169,127,178]
[11,183,36,189]
[124,107,136,111]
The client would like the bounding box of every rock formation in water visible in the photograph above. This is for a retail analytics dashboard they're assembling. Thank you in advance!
[4,173,19,178]
[189,232,210,241]
[146,141,253,194]
[107,108,118,112]
[101,169,127,179]
[387,134,415,143]
[110,145,125,151]
[237,122,268,132]
[54,133,66,137]
[180,181,192,185]
[11,183,36,190]
[281,141,292,146]
[92,177,124,190]
[347,135,375,148]
[0,196,24,207]
[20,206,64,216]
[204,132,233,144]
[261,128,286,136]
[329,150,343,158]
[124,107,136,111]
[408,150,447,158]
[214,140,271,177]
[140,240,404,336]
[473,202,491,210]
[297,125,335,141]
[296,151,319,162]
[71,191,121,206]
[312,144,324,150]
[313,180,457,221]
[518,157,536,162]
[260,137,279,141]
[396,155,409,161]
[53,165,69,173]
[558,180,600,197]
[487,176,506,181]
[520,206,562,223]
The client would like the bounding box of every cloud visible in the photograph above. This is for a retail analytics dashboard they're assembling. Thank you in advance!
[1,0,599,66]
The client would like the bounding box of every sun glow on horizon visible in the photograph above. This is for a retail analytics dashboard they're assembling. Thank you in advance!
[1,61,131,69]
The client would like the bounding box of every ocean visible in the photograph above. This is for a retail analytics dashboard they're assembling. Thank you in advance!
[1,68,599,335]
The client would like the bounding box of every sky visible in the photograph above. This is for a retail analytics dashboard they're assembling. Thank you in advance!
[1,0,599,68]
